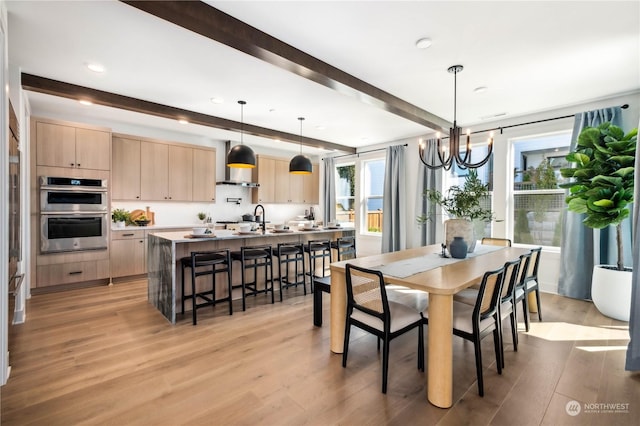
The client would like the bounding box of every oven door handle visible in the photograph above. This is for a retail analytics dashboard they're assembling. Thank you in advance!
[40,185,107,193]
[40,211,108,216]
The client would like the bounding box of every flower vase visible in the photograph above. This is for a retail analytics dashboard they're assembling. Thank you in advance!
[449,237,468,259]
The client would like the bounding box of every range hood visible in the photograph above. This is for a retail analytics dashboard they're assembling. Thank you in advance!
[216,141,260,187]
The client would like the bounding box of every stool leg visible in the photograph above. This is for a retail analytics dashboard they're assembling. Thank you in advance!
[278,255,284,302]
[212,264,217,308]
[191,265,197,325]
[313,285,322,326]
[181,262,186,315]
[226,263,233,315]
[269,258,274,304]
[240,260,246,311]
[301,252,307,295]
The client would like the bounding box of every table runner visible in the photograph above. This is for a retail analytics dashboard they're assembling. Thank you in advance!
[372,244,503,278]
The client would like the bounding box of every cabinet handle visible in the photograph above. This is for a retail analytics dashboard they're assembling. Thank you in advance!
[123,233,135,236]
[68,271,83,275]
[77,163,81,167]
[136,196,140,199]
[139,240,144,243]
[70,163,75,166]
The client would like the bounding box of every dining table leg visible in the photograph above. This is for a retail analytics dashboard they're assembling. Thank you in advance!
[427,293,453,408]
[329,268,347,353]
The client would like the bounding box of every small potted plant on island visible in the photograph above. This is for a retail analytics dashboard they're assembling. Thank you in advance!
[560,122,637,321]
[112,208,130,228]
[197,212,207,224]
[419,169,493,254]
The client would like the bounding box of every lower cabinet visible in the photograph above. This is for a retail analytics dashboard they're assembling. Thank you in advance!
[110,230,146,278]
[36,259,110,287]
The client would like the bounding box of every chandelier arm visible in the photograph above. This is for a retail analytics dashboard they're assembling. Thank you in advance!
[419,139,444,169]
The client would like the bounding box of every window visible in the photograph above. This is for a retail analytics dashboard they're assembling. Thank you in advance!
[335,163,355,226]
[362,158,385,234]
[511,132,570,248]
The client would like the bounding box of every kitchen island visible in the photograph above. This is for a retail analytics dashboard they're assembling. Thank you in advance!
[148,228,354,324]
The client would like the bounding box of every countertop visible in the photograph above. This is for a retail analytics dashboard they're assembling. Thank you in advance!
[111,224,212,231]
[149,227,353,243]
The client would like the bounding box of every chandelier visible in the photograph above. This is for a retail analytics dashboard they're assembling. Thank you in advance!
[419,65,493,170]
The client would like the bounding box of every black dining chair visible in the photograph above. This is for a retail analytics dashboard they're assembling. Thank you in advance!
[342,263,424,394]
[515,247,543,331]
[427,266,505,396]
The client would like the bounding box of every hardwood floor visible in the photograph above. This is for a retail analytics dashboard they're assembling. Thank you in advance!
[2,280,638,425]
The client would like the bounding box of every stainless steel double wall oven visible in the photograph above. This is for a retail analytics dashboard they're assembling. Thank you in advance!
[39,176,108,253]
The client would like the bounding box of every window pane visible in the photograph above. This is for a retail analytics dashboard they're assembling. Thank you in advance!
[511,132,570,247]
[364,159,385,233]
[336,164,355,225]
[513,192,564,246]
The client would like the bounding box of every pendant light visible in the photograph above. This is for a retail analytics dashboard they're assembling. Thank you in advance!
[227,100,256,168]
[289,117,312,174]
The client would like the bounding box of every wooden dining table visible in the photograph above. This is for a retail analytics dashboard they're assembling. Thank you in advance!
[329,243,529,408]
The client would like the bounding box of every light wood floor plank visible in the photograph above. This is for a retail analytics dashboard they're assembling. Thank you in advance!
[2,279,637,425]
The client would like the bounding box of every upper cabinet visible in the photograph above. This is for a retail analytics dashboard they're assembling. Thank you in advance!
[112,134,215,202]
[252,155,319,204]
[36,121,110,170]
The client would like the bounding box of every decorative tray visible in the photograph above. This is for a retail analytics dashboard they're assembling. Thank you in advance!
[271,229,294,233]
[325,226,342,229]
[185,234,216,238]
[236,231,258,235]
[301,227,322,231]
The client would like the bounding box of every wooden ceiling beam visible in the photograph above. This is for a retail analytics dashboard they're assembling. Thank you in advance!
[121,0,451,132]
[21,73,355,153]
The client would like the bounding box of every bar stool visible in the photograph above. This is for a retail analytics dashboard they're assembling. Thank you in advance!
[303,239,332,292]
[230,244,275,311]
[330,235,356,261]
[273,242,306,301]
[180,249,232,325]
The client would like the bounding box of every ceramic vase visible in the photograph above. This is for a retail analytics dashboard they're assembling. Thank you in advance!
[449,237,468,259]
[444,218,476,253]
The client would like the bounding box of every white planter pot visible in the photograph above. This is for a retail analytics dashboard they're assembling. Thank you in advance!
[591,265,632,322]
[115,221,126,229]
[444,218,476,253]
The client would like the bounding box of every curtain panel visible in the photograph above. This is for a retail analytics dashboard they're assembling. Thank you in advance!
[558,106,626,300]
[626,115,640,371]
[322,156,336,225]
[416,139,441,246]
[382,145,406,253]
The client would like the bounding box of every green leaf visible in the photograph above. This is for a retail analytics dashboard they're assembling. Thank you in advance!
[592,199,614,208]
[568,198,588,214]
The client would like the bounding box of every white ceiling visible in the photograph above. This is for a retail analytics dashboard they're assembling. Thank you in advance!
[6,0,640,155]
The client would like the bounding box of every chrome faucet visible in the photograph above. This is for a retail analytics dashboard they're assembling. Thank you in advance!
[254,204,265,233]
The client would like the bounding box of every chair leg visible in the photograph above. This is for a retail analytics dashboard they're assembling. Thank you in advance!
[493,328,502,375]
[418,324,424,372]
[510,311,518,351]
[474,340,484,397]
[342,322,351,368]
[522,297,530,332]
[381,336,390,394]
[535,288,543,321]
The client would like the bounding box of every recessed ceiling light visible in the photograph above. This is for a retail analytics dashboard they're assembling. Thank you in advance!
[178,119,189,125]
[210,97,224,104]
[415,38,432,49]
[474,86,488,94]
[78,100,92,106]
[315,125,325,130]
[86,63,105,73]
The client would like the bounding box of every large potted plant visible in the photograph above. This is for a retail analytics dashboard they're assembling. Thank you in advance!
[560,122,637,321]
[420,169,493,252]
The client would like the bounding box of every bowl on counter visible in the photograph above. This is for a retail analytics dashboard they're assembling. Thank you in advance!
[273,223,285,230]
[135,219,151,226]
[192,227,207,235]
[238,224,252,233]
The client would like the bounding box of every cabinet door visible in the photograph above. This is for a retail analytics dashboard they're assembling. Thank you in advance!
[75,128,111,170]
[36,122,76,168]
[168,145,193,201]
[112,137,142,200]
[110,238,146,277]
[252,156,276,203]
[140,141,169,200]
[290,172,305,203]
[274,159,292,203]
[303,163,320,204]
[192,148,216,202]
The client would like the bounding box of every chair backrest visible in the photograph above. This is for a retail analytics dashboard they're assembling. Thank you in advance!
[336,236,356,260]
[500,258,522,302]
[345,263,388,322]
[474,266,505,323]
[481,237,512,247]
[525,247,542,281]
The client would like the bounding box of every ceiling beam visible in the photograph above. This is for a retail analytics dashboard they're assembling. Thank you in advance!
[121,0,451,132]
[21,73,355,153]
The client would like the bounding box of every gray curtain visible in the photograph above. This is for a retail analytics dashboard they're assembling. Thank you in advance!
[322,156,336,225]
[558,107,625,299]
[382,145,406,253]
[416,139,441,246]
[626,115,640,371]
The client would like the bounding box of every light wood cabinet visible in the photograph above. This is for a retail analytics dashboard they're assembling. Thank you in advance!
[110,230,146,277]
[168,145,193,201]
[113,135,215,202]
[192,148,216,202]
[36,259,109,287]
[140,141,169,200]
[252,156,277,203]
[36,121,110,170]
[253,155,318,204]
[112,136,141,200]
